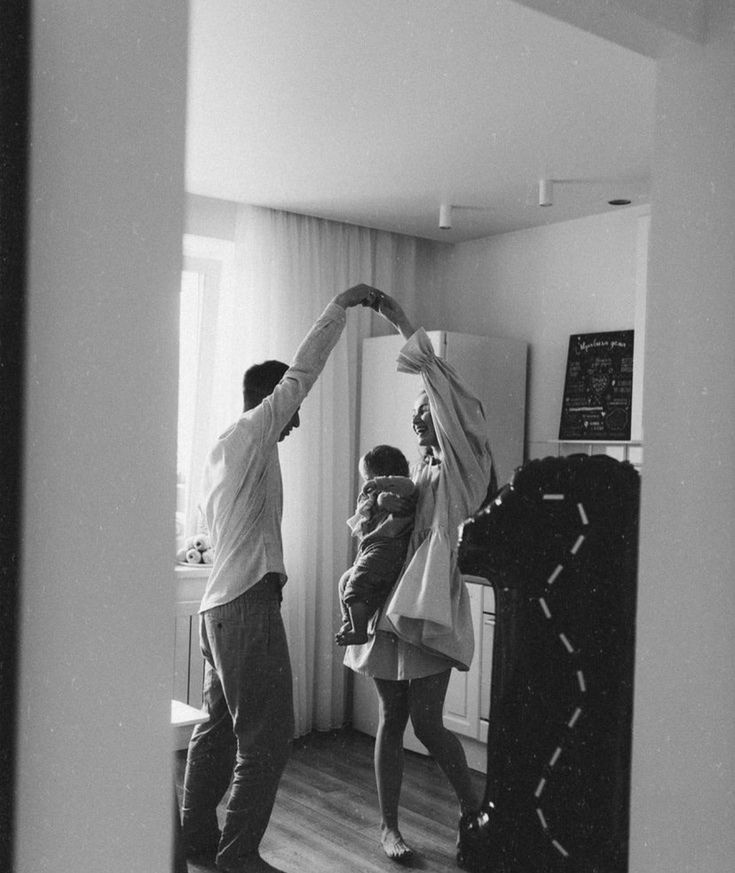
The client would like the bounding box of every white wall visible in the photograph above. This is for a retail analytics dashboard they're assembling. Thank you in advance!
[186,193,238,240]
[424,206,648,463]
[629,9,735,873]
[16,3,187,871]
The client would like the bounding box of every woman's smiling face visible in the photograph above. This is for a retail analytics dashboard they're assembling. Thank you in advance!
[412,392,438,448]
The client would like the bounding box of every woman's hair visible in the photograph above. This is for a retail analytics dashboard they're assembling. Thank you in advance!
[360,444,410,479]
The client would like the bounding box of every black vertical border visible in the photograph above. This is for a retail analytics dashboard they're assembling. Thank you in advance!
[0,1,30,868]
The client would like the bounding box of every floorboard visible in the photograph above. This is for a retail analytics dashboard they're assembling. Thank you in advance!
[176,727,485,873]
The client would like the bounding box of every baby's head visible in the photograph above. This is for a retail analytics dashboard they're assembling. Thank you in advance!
[359,444,410,481]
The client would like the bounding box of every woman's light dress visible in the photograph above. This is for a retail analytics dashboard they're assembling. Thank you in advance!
[344,328,495,680]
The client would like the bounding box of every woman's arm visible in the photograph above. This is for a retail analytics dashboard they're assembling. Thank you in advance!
[400,329,495,521]
[370,291,493,515]
[373,292,416,340]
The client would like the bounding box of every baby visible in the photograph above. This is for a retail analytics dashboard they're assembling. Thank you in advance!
[336,444,417,646]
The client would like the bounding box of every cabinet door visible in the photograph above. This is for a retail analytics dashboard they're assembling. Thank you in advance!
[172,610,206,708]
[173,570,208,708]
[478,615,495,744]
[478,586,495,744]
[172,614,193,703]
[443,582,483,739]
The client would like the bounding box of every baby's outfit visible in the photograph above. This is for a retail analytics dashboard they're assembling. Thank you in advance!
[339,475,417,625]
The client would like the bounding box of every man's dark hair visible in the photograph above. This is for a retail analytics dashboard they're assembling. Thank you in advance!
[242,360,289,408]
[361,444,410,479]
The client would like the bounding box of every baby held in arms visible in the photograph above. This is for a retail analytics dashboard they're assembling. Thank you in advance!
[336,445,417,646]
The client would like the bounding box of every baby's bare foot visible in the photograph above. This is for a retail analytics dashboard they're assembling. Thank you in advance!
[335,629,369,646]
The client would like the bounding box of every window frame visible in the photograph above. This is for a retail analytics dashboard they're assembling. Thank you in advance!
[177,234,234,538]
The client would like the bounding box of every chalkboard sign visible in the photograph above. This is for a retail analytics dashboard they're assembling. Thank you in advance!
[559,330,634,440]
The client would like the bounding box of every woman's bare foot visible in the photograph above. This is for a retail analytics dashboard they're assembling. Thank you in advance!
[380,825,413,863]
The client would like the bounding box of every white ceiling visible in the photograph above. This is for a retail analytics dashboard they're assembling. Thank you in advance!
[185,0,656,243]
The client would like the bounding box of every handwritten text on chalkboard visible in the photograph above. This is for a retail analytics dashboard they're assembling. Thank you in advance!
[559,330,634,440]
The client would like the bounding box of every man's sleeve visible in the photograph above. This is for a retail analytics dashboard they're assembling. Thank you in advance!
[249,301,347,447]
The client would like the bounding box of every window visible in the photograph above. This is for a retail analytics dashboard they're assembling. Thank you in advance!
[177,269,205,488]
[176,235,233,546]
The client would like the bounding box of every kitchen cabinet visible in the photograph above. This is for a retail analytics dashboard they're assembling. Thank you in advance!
[442,581,483,738]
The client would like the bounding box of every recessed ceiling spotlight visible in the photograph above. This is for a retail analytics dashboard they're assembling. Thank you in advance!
[608,198,632,206]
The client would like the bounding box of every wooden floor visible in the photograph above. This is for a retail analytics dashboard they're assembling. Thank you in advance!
[176,727,486,873]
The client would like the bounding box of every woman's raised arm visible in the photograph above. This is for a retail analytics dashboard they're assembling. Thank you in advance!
[373,292,416,340]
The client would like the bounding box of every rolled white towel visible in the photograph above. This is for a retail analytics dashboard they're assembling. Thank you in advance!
[176,548,188,564]
[186,547,202,564]
[201,548,214,564]
[194,533,210,552]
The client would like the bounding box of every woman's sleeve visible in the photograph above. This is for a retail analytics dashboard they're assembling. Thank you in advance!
[397,328,494,520]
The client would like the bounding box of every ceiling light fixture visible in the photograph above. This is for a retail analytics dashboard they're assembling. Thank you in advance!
[539,178,634,208]
[438,203,496,229]
[538,179,554,207]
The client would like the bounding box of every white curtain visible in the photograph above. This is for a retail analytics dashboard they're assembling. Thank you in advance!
[187,204,422,735]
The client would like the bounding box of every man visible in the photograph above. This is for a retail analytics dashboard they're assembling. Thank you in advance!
[181,284,378,873]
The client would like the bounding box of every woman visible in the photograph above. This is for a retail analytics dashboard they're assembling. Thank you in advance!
[344,292,495,861]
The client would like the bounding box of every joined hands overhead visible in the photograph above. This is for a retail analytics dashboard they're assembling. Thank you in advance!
[336,285,416,339]
[334,284,380,309]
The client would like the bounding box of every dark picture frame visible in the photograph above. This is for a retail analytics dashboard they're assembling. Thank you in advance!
[559,330,634,441]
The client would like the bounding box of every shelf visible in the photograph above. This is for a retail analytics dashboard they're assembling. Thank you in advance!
[533,439,643,471]
[543,440,642,446]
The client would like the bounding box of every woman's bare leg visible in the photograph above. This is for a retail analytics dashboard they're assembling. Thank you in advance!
[409,670,480,815]
[373,677,413,860]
